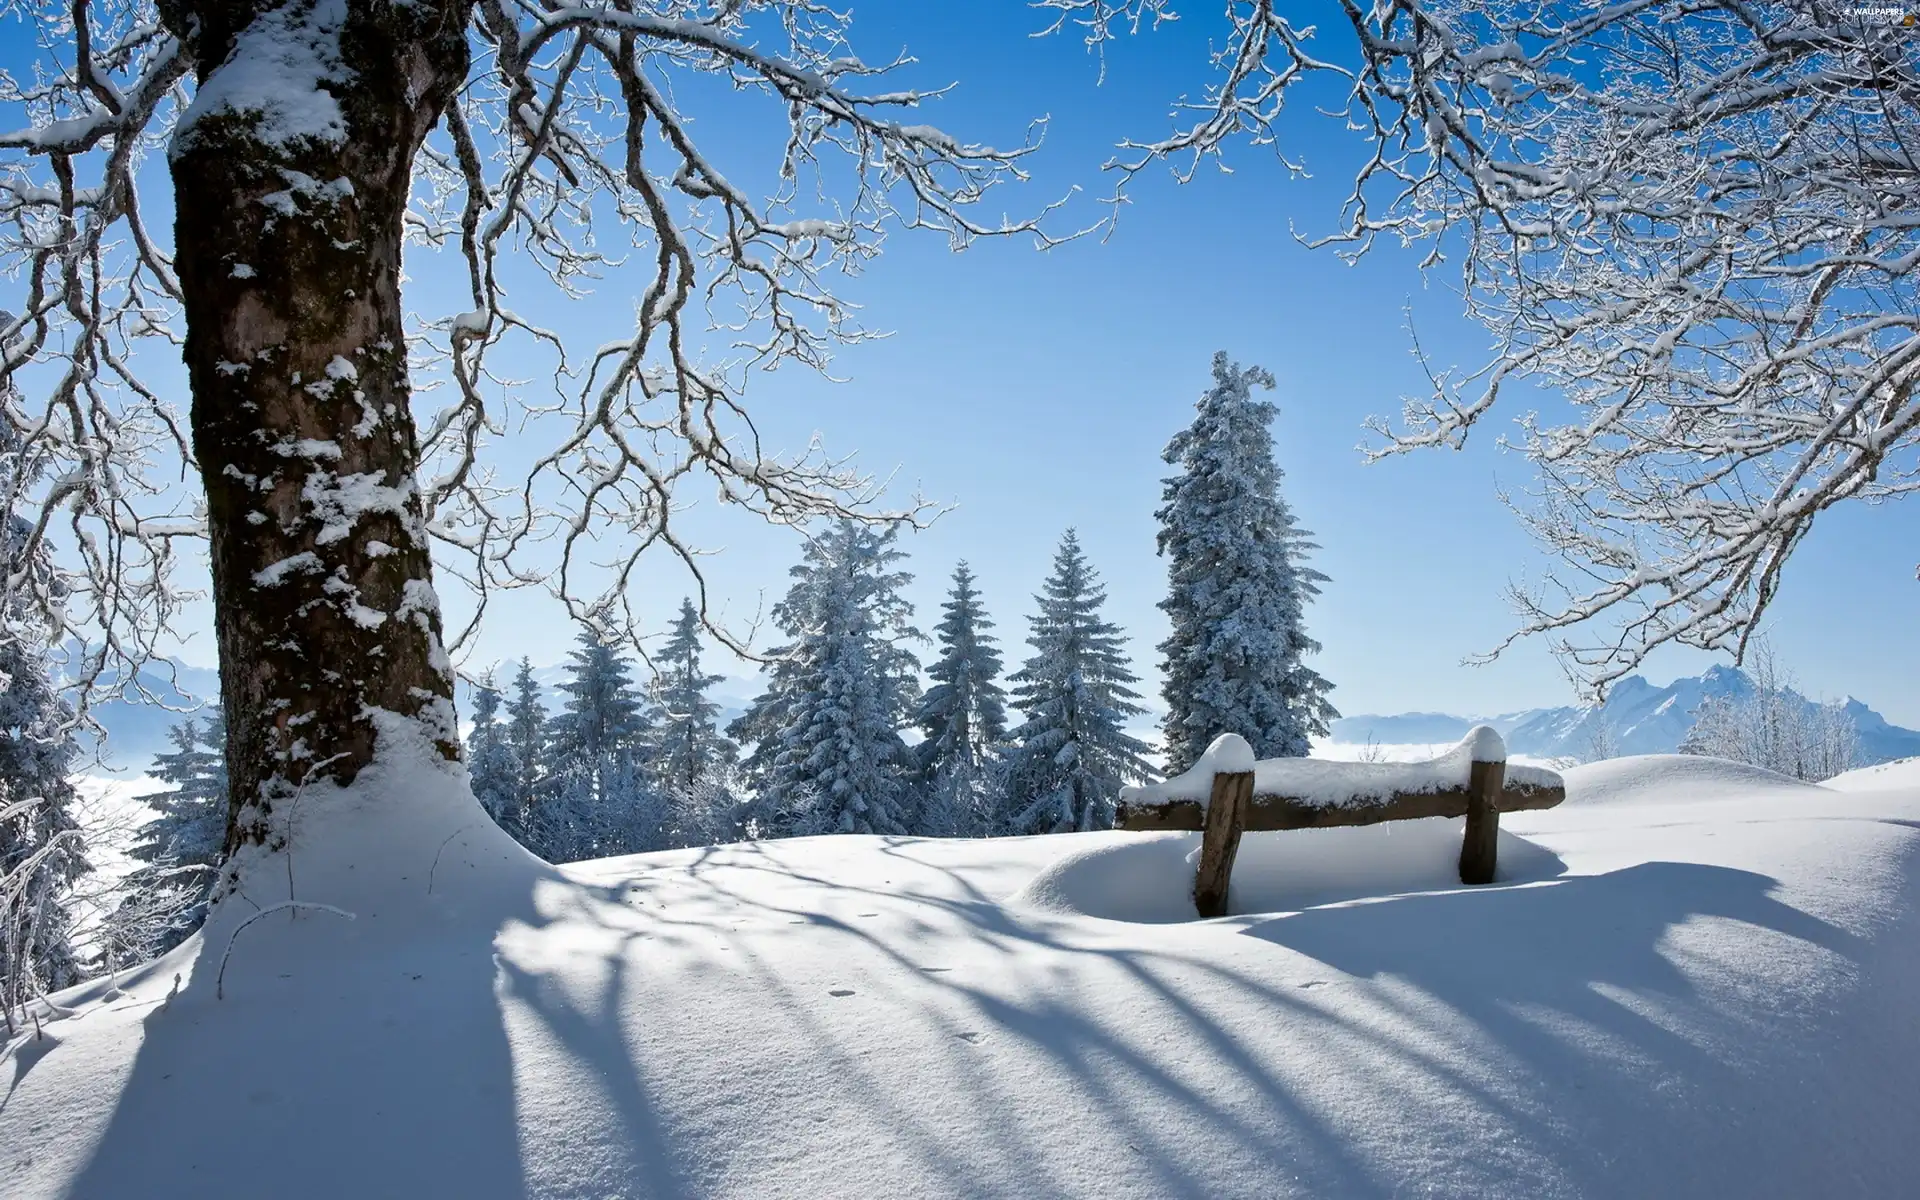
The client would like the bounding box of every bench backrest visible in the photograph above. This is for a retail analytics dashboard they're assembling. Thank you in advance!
[1113,727,1566,916]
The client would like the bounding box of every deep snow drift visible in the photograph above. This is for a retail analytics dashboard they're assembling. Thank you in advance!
[4,752,1919,1198]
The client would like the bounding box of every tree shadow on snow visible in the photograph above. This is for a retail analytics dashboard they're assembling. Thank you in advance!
[1242,859,1912,1196]
[47,834,1920,1200]
[55,842,664,1200]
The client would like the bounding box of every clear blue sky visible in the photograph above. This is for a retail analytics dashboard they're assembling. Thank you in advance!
[28,3,1919,725]
[426,1,1919,725]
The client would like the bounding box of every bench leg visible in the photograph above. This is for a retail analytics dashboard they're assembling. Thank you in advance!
[1194,770,1253,918]
[1459,759,1504,885]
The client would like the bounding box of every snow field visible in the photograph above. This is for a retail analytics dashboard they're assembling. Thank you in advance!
[4,750,1918,1198]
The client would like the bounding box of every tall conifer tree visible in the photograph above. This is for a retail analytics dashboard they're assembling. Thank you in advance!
[913,563,1008,836]
[730,523,920,837]
[0,425,89,1012]
[466,674,522,838]
[110,711,229,964]
[1157,352,1337,772]
[538,628,656,860]
[646,599,739,795]
[502,658,549,838]
[1002,531,1153,834]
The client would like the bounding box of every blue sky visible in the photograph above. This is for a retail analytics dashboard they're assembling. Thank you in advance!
[412,2,1918,725]
[13,3,1917,726]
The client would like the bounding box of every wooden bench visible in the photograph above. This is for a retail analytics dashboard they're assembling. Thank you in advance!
[1115,728,1566,918]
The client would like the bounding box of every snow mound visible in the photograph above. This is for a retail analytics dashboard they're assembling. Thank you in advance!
[1197,731,1255,774]
[1559,753,1828,807]
[1013,819,1566,922]
[1824,756,1920,794]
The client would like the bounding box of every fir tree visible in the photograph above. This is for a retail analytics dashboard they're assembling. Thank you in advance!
[109,711,228,965]
[645,600,743,846]
[1002,530,1154,834]
[1157,352,1338,772]
[730,522,920,837]
[0,427,89,1017]
[466,673,523,838]
[646,599,739,795]
[912,563,1008,836]
[536,628,658,860]
[502,658,548,834]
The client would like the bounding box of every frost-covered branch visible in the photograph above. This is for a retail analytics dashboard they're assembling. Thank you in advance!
[407,0,1074,660]
[1060,0,1920,694]
[1335,1,1920,692]
[0,0,197,723]
[2,0,1071,708]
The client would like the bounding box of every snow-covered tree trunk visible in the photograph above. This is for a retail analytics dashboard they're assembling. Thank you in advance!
[165,1,472,857]
[10,0,1063,903]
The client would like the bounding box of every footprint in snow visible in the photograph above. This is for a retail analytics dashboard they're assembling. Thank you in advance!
[955,1031,986,1045]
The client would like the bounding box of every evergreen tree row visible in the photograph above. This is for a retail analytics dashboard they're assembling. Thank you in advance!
[727,522,1156,837]
[467,598,745,862]
[117,350,1336,895]
[464,349,1336,847]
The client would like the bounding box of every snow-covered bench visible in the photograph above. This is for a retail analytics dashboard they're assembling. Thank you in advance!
[1115,728,1566,917]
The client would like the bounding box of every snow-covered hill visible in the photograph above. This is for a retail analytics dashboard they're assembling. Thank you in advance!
[1332,664,1920,764]
[6,751,1919,1198]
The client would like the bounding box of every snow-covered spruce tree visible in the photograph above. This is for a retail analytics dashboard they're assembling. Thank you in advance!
[0,429,89,1024]
[2,3,1057,907]
[464,674,523,839]
[105,711,230,967]
[644,599,741,845]
[912,563,1009,837]
[647,598,739,794]
[501,658,549,834]
[730,523,921,837]
[1001,531,1154,834]
[1157,352,1337,772]
[533,628,658,860]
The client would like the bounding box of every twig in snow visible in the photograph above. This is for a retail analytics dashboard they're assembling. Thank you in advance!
[427,823,479,895]
[216,901,356,1000]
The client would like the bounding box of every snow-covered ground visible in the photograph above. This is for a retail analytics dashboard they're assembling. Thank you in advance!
[5,752,1918,1198]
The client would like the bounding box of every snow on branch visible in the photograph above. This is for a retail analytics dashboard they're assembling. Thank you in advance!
[406,0,1080,661]
[1056,0,1920,695]
[1,1,1077,689]
[0,0,196,723]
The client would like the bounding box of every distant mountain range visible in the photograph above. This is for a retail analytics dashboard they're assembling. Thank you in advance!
[1331,665,1920,765]
[69,657,224,777]
[71,657,1920,778]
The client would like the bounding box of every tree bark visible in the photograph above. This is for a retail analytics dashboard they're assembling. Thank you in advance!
[165,0,475,864]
